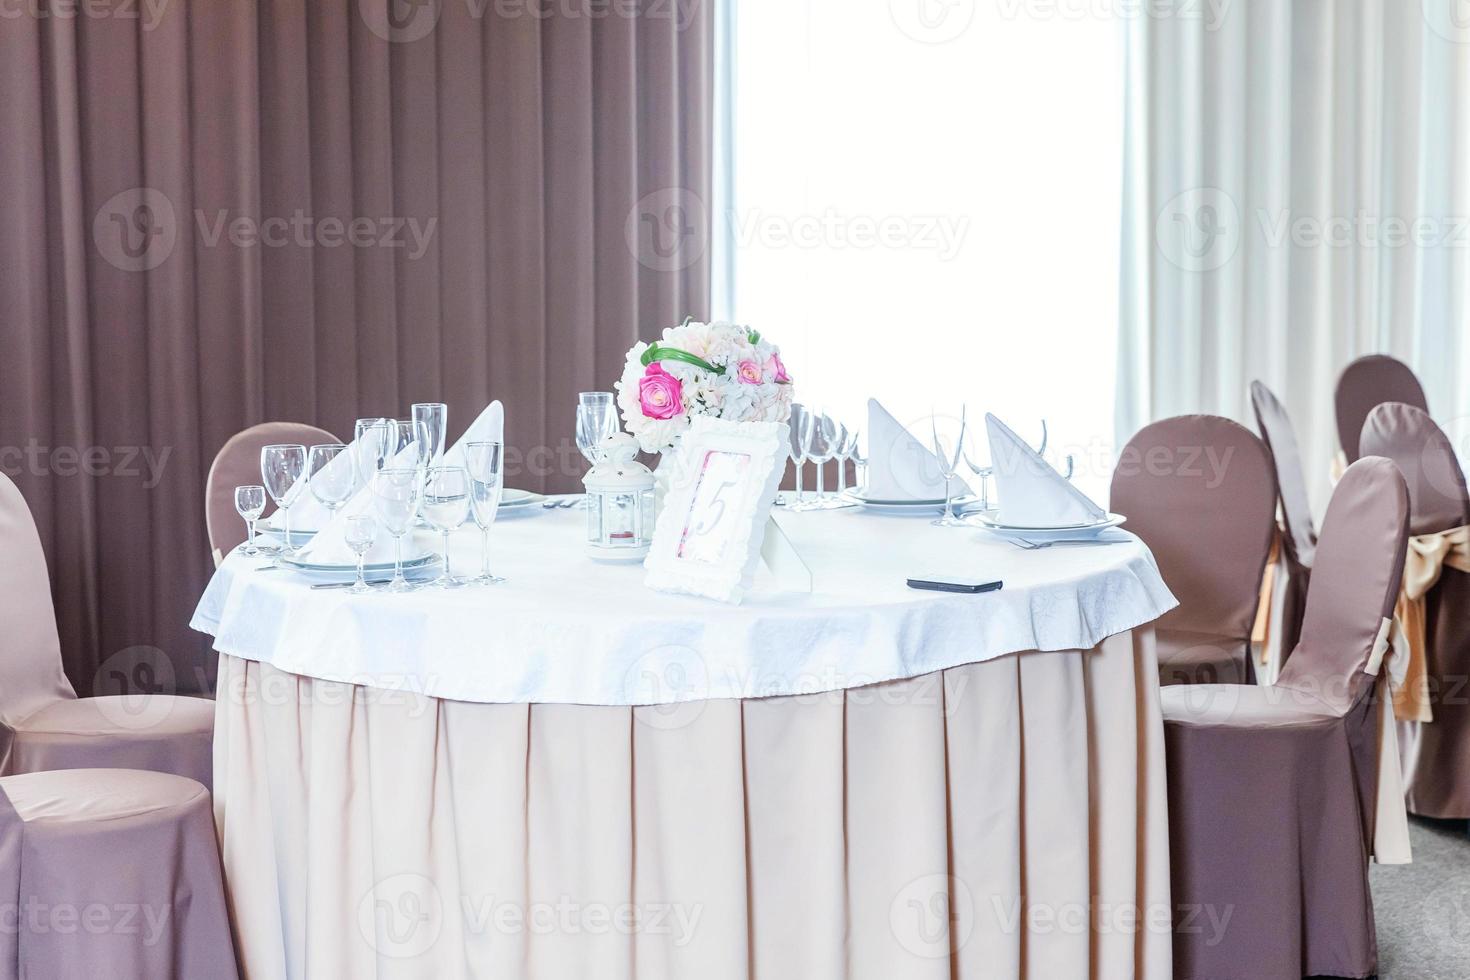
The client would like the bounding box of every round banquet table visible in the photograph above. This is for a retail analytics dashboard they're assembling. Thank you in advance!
[193,505,1178,980]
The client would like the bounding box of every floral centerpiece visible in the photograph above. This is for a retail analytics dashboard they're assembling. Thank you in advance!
[615,318,793,454]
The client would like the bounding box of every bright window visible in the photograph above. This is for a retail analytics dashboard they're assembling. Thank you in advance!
[717,1,1124,497]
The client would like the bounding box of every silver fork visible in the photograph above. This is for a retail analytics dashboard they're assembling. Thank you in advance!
[1009,537,1051,550]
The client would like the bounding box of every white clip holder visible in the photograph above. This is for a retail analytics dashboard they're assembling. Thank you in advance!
[759,515,812,593]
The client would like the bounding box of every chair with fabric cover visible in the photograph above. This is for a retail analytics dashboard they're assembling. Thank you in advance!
[1250,381,1317,666]
[0,768,238,979]
[1162,457,1410,980]
[1334,354,1427,464]
[0,473,213,788]
[1360,401,1470,818]
[204,420,338,564]
[1110,415,1278,685]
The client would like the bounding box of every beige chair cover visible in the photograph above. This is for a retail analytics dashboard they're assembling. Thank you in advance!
[0,768,237,979]
[204,421,338,563]
[1334,354,1427,463]
[1360,402,1470,817]
[212,629,1172,979]
[0,474,213,788]
[1250,381,1316,667]
[1161,457,1411,980]
[1111,415,1277,685]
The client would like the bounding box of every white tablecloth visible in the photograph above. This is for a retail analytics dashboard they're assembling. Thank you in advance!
[192,507,1176,704]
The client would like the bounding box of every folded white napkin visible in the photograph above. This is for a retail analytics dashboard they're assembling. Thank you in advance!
[865,398,971,501]
[296,441,431,564]
[442,400,504,469]
[986,413,1106,527]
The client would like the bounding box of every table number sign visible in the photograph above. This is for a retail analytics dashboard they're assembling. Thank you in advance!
[645,416,790,603]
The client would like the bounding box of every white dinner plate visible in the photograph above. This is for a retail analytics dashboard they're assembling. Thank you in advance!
[842,489,982,515]
[974,512,1127,543]
[498,489,543,508]
[280,551,439,574]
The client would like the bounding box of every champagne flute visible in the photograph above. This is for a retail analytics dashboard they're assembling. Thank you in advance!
[371,467,422,593]
[344,515,378,594]
[833,420,853,501]
[930,407,968,527]
[811,414,839,507]
[260,444,307,556]
[411,403,448,466]
[307,444,353,523]
[353,418,394,488]
[849,428,867,494]
[464,441,505,585]
[422,465,471,588]
[576,392,618,467]
[788,404,816,509]
[234,485,266,557]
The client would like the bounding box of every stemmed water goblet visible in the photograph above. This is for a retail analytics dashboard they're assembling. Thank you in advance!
[371,467,422,593]
[576,392,618,467]
[234,485,266,556]
[931,407,968,527]
[787,404,816,509]
[422,465,471,588]
[810,413,839,508]
[850,428,868,493]
[343,515,378,594]
[464,441,506,585]
[261,444,307,556]
[307,444,354,524]
[832,419,854,503]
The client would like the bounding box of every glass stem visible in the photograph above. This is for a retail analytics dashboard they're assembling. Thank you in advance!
[246,519,256,551]
[355,553,366,589]
[282,505,293,554]
[481,528,491,578]
[837,460,847,496]
[393,534,405,585]
[441,530,451,582]
[816,465,825,499]
[944,480,955,522]
[794,462,804,505]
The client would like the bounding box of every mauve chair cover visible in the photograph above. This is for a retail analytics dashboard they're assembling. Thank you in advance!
[0,473,214,789]
[204,421,337,560]
[1162,457,1410,980]
[0,769,238,980]
[1361,402,1470,817]
[1111,416,1277,685]
[1334,354,1427,463]
[1250,382,1316,666]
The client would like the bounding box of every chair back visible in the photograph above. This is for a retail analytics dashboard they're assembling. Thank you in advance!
[1250,381,1318,567]
[1111,415,1278,639]
[1359,402,1470,537]
[1334,354,1427,463]
[0,475,75,728]
[1277,458,1410,712]
[204,422,338,561]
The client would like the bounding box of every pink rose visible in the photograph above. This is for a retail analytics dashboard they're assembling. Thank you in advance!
[769,352,790,383]
[638,363,685,420]
[736,359,763,385]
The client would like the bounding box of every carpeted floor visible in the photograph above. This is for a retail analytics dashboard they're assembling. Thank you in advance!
[1359,817,1470,980]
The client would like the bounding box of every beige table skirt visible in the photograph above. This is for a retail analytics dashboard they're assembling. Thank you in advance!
[212,628,1171,980]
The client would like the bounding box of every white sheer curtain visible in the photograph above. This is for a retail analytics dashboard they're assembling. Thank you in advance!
[1120,0,1470,512]
[714,1,1124,498]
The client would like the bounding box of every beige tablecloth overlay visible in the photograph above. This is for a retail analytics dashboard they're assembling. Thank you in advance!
[212,629,1172,980]
[1391,525,1470,723]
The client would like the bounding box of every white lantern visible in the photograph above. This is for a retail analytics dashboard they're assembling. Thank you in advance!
[582,433,656,561]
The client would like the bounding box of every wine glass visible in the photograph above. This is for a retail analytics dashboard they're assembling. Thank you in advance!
[576,392,618,467]
[848,428,867,495]
[411,403,448,466]
[353,418,394,488]
[307,444,353,521]
[810,414,839,508]
[961,420,994,515]
[343,515,378,594]
[464,441,506,585]
[787,404,816,509]
[930,407,968,527]
[260,444,307,556]
[233,485,266,557]
[832,419,853,501]
[422,465,471,588]
[371,467,422,593]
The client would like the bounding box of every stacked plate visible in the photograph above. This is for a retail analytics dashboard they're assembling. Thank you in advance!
[277,551,441,584]
[841,488,983,515]
[970,511,1126,543]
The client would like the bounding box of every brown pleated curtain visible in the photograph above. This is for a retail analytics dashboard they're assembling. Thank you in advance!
[0,0,712,695]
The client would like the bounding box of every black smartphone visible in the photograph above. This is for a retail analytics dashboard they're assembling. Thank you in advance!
[906,576,1003,595]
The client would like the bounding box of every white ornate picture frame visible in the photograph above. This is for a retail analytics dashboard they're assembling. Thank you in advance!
[644,416,790,604]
